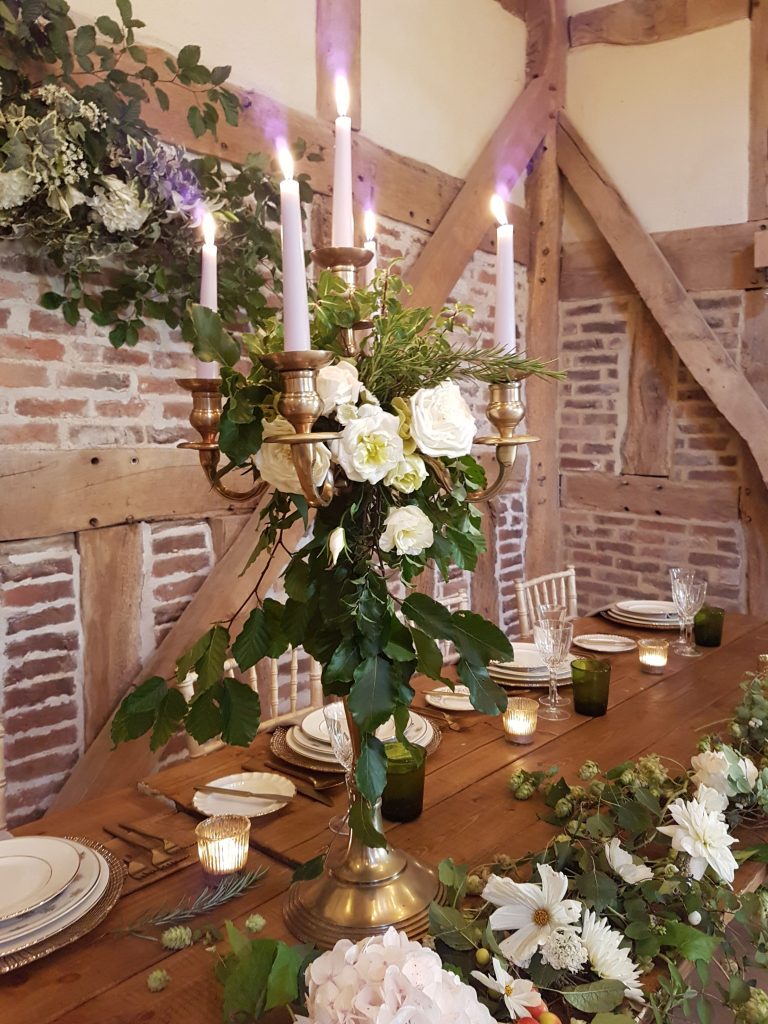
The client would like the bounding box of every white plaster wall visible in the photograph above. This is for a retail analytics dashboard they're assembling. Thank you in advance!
[565,21,750,236]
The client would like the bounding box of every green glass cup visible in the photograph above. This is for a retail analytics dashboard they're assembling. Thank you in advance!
[381,742,426,823]
[693,605,725,648]
[570,657,611,717]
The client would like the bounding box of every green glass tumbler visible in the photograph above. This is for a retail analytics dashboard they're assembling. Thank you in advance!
[381,742,426,823]
[693,605,724,648]
[571,657,611,717]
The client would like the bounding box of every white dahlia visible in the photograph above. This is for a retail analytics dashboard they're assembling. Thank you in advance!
[658,794,738,884]
[580,909,645,1004]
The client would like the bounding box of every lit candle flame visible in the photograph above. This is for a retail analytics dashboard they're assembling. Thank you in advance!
[202,212,216,246]
[277,144,294,181]
[490,193,508,226]
[335,73,350,118]
[364,209,376,242]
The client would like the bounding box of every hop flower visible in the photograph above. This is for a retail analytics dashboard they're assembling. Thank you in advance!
[508,770,525,791]
[554,798,573,819]
[590,781,605,797]
[636,754,667,787]
[147,968,170,992]
[492,853,515,870]
[620,769,636,786]
[245,913,266,933]
[736,988,768,1024]
[161,925,193,950]
[466,873,485,895]
[569,785,586,800]
[579,760,600,780]
[514,782,535,800]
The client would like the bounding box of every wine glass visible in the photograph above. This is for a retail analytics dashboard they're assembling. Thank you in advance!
[670,568,695,651]
[670,573,707,658]
[533,620,574,721]
[537,603,566,625]
[323,700,354,836]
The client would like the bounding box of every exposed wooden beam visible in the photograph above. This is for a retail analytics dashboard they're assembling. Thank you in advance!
[524,0,566,582]
[569,0,749,48]
[79,525,143,746]
[494,0,528,17]
[0,449,246,542]
[560,470,738,522]
[740,447,768,618]
[560,219,766,300]
[405,76,553,311]
[51,502,304,810]
[557,113,768,487]
[620,297,675,476]
[315,0,361,128]
[749,0,768,219]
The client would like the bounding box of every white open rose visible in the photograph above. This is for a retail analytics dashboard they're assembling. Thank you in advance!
[255,416,330,494]
[385,454,428,494]
[316,361,362,417]
[334,405,403,483]
[380,505,434,557]
[409,381,476,458]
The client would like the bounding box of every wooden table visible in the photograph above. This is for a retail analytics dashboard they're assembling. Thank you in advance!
[4,613,768,1024]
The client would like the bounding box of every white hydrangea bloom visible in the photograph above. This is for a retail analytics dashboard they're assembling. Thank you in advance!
[0,168,36,210]
[89,175,152,232]
[540,927,588,971]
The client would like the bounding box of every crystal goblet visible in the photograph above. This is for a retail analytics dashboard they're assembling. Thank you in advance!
[533,620,574,721]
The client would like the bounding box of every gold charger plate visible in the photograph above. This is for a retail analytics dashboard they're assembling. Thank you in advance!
[270,721,443,774]
[0,836,125,974]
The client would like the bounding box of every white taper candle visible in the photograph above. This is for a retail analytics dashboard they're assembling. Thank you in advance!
[331,75,354,247]
[362,208,377,287]
[277,145,311,352]
[490,194,516,353]
[195,212,219,379]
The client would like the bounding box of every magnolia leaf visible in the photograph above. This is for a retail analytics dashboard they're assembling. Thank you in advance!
[355,735,387,804]
[456,656,507,715]
[348,656,395,732]
[427,903,475,951]
[450,610,514,662]
[383,616,415,662]
[402,593,454,640]
[562,979,626,1013]
[411,627,447,682]
[149,687,188,751]
[349,798,386,848]
[220,678,261,746]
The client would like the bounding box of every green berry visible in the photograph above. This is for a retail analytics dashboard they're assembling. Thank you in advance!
[160,925,193,950]
[245,913,266,934]
[475,947,491,967]
[147,968,170,993]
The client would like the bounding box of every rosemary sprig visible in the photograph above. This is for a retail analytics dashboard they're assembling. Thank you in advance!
[118,867,268,936]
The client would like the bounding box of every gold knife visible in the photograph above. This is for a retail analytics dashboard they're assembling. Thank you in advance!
[195,783,333,807]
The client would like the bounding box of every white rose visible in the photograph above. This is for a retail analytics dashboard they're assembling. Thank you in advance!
[255,416,330,494]
[334,405,403,484]
[328,527,346,566]
[380,506,434,557]
[691,749,758,797]
[409,381,476,458]
[316,361,362,416]
[385,454,428,494]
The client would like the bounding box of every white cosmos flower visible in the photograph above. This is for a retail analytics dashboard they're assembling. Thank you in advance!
[482,864,581,967]
[691,748,758,797]
[385,454,428,494]
[470,958,543,1019]
[581,909,645,1004]
[409,382,476,458]
[255,415,330,494]
[316,361,362,416]
[335,405,404,484]
[380,506,434,557]
[604,838,654,884]
[658,794,738,884]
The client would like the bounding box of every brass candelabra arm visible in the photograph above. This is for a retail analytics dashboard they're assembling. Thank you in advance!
[311,246,374,357]
[176,378,267,503]
[466,380,539,504]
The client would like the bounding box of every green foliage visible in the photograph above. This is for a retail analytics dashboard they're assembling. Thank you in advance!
[216,924,310,1023]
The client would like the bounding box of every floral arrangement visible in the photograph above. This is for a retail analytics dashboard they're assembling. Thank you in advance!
[112,267,563,843]
[0,0,301,346]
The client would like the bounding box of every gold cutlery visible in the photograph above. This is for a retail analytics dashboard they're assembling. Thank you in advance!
[103,824,185,868]
[117,822,183,855]
[417,706,462,732]
[260,759,343,790]
[121,854,153,880]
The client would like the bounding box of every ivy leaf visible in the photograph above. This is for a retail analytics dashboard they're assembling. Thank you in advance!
[149,687,188,750]
[576,870,618,913]
[111,676,168,745]
[456,656,507,716]
[348,656,394,733]
[177,44,201,69]
[189,303,240,365]
[218,413,263,466]
[355,735,387,803]
[660,922,720,962]
[220,678,262,746]
[349,797,386,848]
[562,979,626,1013]
[39,291,65,309]
[221,939,277,1022]
[427,903,475,951]
[186,685,224,744]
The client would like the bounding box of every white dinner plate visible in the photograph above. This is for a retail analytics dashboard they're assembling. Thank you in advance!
[573,633,637,653]
[0,842,101,946]
[0,836,82,921]
[604,609,680,630]
[286,728,343,763]
[614,600,678,618]
[0,844,109,957]
[192,772,295,818]
[425,686,474,711]
[300,708,429,746]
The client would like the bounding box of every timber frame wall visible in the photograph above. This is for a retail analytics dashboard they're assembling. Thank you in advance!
[0,0,766,821]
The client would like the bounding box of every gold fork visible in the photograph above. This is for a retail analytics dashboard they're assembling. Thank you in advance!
[117,822,183,855]
[104,825,183,868]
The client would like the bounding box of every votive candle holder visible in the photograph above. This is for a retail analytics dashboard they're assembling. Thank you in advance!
[638,638,669,675]
[195,814,250,877]
[503,697,538,744]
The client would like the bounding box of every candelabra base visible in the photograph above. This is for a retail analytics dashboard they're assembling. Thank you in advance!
[284,842,444,949]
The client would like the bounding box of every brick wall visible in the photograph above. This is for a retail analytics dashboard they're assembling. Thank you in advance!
[558,291,747,617]
[0,211,529,826]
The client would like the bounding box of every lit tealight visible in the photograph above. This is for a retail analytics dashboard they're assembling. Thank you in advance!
[195,815,250,877]
[502,697,538,744]
[638,639,669,675]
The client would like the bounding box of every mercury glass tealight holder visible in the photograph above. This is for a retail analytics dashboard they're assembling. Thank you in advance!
[638,638,669,675]
[195,815,250,878]
[502,697,539,744]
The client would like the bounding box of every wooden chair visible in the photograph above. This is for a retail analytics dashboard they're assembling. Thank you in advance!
[437,587,469,665]
[0,718,6,831]
[514,566,578,639]
[178,650,323,759]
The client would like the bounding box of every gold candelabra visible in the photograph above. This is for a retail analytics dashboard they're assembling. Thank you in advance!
[176,243,539,948]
